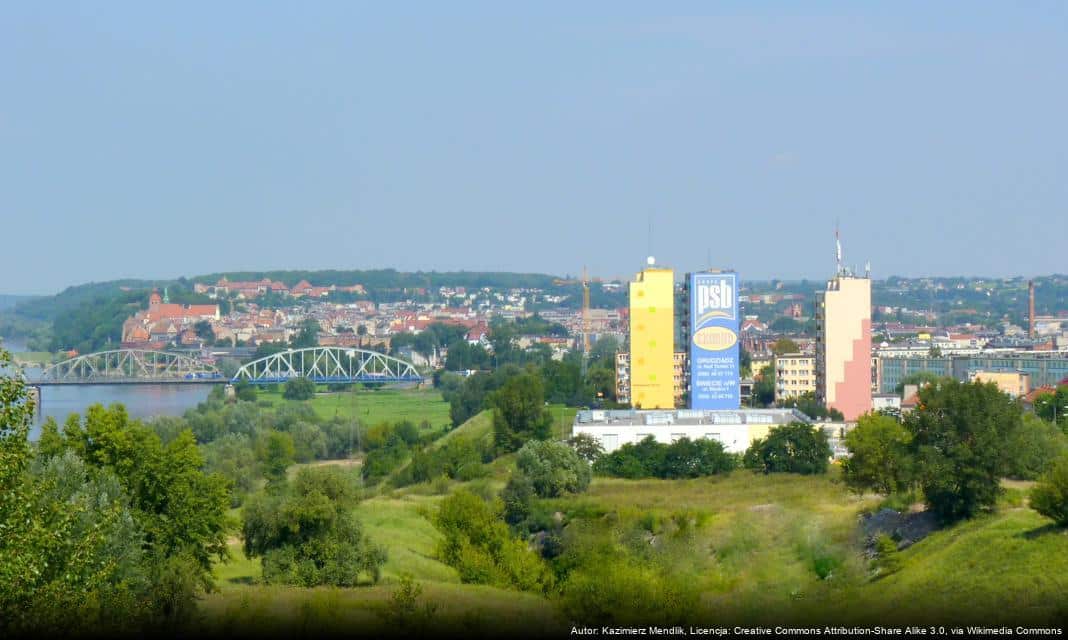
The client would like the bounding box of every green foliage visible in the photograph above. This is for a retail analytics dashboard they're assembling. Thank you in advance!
[289,319,320,349]
[567,432,604,462]
[842,413,916,495]
[906,379,1022,522]
[60,405,230,578]
[771,338,800,356]
[362,437,409,482]
[594,436,737,479]
[501,474,536,527]
[433,490,553,592]
[283,376,317,401]
[894,370,945,395]
[242,467,385,587]
[871,533,901,577]
[491,371,553,454]
[558,560,699,626]
[752,364,776,407]
[1005,414,1068,480]
[1030,452,1068,527]
[260,430,296,485]
[515,440,591,498]
[202,433,260,507]
[743,422,832,475]
[396,436,488,487]
[378,573,438,631]
[778,391,845,421]
[1032,384,1068,428]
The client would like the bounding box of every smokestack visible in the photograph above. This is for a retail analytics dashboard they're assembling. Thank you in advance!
[1029,280,1036,338]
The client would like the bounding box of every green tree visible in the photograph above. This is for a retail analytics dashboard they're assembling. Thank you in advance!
[515,440,591,498]
[242,466,386,586]
[1030,452,1068,527]
[289,318,320,349]
[905,379,1023,522]
[260,430,295,486]
[1005,413,1067,480]
[744,422,831,475]
[492,371,552,454]
[1033,384,1068,428]
[193,320,215,343]
[433,490,552,592]
[567,433,605,462]
[841,413,915,495]
[770,338,800,356]
[283,376,317,401]
[752,364,776,407]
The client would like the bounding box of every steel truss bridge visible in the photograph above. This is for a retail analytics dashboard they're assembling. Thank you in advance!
[232,347,423,385]
[29,347,423,386]
[35,349,223,385]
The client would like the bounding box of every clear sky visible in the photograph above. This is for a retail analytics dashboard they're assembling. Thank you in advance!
[2,2,1066,294]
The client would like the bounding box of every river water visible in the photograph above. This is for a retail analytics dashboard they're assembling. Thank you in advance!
[2,336,212,438]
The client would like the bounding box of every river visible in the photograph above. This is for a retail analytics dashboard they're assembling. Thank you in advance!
[3,336,212,438]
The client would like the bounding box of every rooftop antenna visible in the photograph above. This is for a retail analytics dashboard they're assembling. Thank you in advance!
[835,220,843,276]
[647,216,653,265]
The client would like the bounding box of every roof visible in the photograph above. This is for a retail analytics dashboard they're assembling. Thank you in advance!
[574,408,812,427]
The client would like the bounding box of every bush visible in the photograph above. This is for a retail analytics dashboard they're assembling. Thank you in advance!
[593,436,735,479]
[743,422,831,475]
[242,467,385,587]
[433,490,552,592]
[1006,414,1067,481]
[515,440,591,498]
[282,377,317,401]
[841,413,915,495]
[1030,452,1068,527]
[501,474,536,526]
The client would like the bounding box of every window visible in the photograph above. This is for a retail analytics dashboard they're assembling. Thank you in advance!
[601,433,619,451]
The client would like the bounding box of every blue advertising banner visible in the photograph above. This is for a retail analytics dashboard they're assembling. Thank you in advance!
[690,272,740,409]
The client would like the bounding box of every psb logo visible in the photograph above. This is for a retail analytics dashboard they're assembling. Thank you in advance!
[694,276,736,322]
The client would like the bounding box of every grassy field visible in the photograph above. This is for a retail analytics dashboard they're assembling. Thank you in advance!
[254,387,451,431]
[203,391,1068,632]
[13,351,54,366]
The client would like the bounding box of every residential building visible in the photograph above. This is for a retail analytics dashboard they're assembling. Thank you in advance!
[615,351,687,407]
[628,260,675,409]
[970,370,1031,398]
[815,273,872,420]
[774,353,817,402]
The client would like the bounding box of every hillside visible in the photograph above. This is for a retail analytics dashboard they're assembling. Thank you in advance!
[205,457,1068,633]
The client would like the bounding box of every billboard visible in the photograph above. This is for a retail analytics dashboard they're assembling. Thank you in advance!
[689,272,740,409]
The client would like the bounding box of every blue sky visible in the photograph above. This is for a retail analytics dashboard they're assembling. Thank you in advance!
[2,2,1066,294]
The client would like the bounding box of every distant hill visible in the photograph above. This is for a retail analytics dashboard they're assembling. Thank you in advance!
[0,294,38,312]
[192,269,560,291]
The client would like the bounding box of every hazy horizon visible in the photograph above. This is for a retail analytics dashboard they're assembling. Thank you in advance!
[4,3,1066,294]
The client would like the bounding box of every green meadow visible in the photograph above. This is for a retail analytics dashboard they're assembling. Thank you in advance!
[203,406,1068,635]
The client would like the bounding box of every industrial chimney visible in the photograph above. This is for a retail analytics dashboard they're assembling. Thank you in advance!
[1029,280,1036,338]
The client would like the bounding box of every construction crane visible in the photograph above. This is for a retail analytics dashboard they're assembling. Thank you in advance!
[581,266,591,378]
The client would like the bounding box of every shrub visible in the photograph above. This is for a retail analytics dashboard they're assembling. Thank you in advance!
[1030,452,1068,527]
[593,436,735,479]
[433,490,552,592]
[841,413,915,495]
[743,422,831,475]
[567,433,604,462]
[1005,414,1067,481]
[515,440,591,498]
[242,467,385,587]
[282,377,317,401]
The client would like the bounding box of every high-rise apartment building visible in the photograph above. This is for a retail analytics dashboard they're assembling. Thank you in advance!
[628,259,675,409]
[815,274,872,420]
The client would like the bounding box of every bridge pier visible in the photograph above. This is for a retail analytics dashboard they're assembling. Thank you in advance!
[29,385,41,419]
[224,384,235,400]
